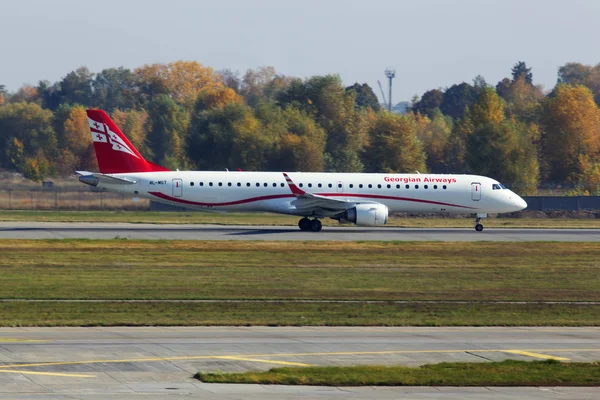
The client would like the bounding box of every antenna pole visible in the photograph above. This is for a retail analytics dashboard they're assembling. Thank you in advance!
[384,69,396,112]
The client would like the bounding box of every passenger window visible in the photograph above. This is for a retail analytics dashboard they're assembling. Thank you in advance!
[273,183,277,187]
[190,182,194,186]
[359,184,363,188]
[443,185,447,189]
[349,184,354,188]
[424,185,428,189]
[299,183,303,188]
[368,184,372,188]
[200,182,204,186]
[218,182,223,187]
[433,185,438,189]
[308,183,312,188]
[377,184,382,189]
[255,182,260,187]
[328,183,332,188]
[246,183,251,187]
[387,184,391,189]
[280,183,285,187]
[237,182,241,187]
[209,182,213,187]
[415,185,419,189]
[405,184,409,189]
[318,183,322,188]
[263,183,268,187]
[396,184,400,189]
[338,183,342,188]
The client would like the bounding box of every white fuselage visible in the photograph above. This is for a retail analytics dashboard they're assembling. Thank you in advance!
[96,171,527,216]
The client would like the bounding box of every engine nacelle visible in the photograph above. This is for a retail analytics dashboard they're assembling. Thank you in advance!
[341,204,388,226]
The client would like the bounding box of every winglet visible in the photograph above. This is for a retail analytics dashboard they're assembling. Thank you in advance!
[283,173,305,196]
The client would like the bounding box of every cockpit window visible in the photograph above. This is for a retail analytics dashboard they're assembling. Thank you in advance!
[499,183,507,189]
[492,184,501,190]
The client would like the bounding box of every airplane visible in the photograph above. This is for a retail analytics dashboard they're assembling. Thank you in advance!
[77,109,527,232]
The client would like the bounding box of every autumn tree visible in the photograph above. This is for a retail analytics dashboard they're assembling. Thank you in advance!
[56,106,97,174]
[0,102,56,176]
[11,85,39,103]
[135,61,222,108]
[558,62,600,106]
[188,102,271,171]
[363,112,426,174]
[111,109,151,156]
[465,88,539,193]
[254,103,326,172]
[414,110,453,173]
[541,84,600,182]
[278,75,369,172]
[194,86,242,112]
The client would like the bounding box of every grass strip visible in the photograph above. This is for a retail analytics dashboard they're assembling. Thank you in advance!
[0,240,598,302]
[0,210,598,228]
[1,302,599,326]
[195,359,600,386]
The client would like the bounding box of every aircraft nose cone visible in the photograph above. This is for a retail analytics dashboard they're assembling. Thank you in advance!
[512,196,527,211]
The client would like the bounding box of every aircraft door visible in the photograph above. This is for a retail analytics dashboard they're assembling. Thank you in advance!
[172,179,183,197]
[471,182,481,201]
[337,181,343,193]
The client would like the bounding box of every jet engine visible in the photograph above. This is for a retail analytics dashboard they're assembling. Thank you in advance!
[341,204,388,226]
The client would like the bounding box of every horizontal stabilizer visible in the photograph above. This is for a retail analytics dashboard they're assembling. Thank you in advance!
[76,171,137,186]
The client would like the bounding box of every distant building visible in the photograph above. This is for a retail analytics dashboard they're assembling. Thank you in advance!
[392,101,411,114]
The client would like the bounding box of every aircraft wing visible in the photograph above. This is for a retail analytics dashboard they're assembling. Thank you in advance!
[283,173,375,216]
[76,171,137,185]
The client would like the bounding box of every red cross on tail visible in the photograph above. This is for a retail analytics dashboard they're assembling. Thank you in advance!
[86,109,170,174]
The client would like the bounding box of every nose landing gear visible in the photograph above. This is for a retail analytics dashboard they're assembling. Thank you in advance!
[474,213,487,232]
[298,217,322,232]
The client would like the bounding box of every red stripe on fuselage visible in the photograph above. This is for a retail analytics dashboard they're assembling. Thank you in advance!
[149,192,477,210]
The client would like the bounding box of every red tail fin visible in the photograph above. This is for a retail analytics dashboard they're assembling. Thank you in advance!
[86,109,169,174]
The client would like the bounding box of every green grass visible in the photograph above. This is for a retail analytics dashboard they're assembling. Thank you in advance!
[0,240,599,301]
[0,239,598,326]
[195,359,600,386]
[2,302,599,326]
[0,210,598,228]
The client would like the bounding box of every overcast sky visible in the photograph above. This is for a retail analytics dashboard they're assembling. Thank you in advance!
[2,0,599,102]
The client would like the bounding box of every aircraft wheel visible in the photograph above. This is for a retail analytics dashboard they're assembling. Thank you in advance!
[298,217,311,231]
[475,224,484,232]
[309,219,323,232]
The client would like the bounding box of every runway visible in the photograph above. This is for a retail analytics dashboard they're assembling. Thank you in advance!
[0,326,598,399]
[0,221,599,241]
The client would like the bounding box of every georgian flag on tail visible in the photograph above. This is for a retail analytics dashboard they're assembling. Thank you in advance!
[88,117,139,159]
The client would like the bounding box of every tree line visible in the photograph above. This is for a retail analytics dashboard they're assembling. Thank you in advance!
[0,60,599,194]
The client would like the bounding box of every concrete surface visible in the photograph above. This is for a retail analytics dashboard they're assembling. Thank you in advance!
[0,327,598,399]
[0,222,599,241]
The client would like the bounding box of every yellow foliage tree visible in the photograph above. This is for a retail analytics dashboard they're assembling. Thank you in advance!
[135,61,223,108]
[63,106,89,155]
[195,87,242,111]
[542,84,600,182]
[112,109,150,155]
[470,87,505,127]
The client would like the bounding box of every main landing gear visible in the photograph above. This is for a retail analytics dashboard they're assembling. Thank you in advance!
[298,217,322,232]
[474,213,487,232]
